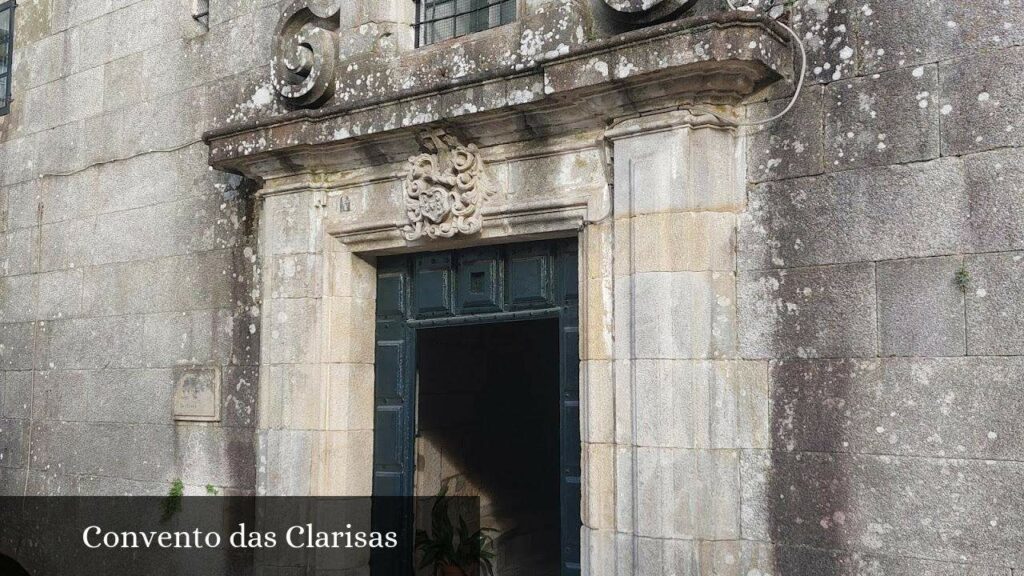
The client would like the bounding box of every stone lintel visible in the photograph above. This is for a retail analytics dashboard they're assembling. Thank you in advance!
[204,14,791,180]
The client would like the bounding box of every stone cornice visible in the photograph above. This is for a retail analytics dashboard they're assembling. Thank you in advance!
[204,11,791,180]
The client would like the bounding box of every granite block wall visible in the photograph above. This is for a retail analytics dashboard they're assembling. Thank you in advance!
[739,1,1024,574]
[0,0,280,495]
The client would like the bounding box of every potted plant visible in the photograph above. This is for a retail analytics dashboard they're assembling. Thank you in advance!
[414,485,497,576]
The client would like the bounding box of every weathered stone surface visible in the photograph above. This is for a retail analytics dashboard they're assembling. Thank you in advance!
[773,545,1012,576]
[758,451,1024,567]
[771,357,1024,461]
[0,418,28,469]
[257,429,313,496]
[0,322,35,371]
[636,447,739,540]
[965,251,1024,356]
[876,256,965,357]
[142,309,234,367]
[0,371,31,419]
[856,0,1024,74]
[964,148,1024,253]
[613,126,741,215]
[618,212,735,273]
[824,66,939,171]
[747,85,825,183]
[36,316,145,370]
[738,263,876,359]
[630,271,736,360]
[634,360,767,450]
[790,0,857,84]
[80,251,237,316]
[939,47,1024,156]
[739,159,967,270]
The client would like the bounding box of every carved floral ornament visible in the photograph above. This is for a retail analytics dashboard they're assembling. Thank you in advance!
[402,130,496,241]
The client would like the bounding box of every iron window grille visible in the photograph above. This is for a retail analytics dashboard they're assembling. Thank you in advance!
[0,0,13,116]
[415,0,515,47]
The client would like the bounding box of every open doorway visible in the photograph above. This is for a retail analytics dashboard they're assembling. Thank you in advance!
[415,318,562,576]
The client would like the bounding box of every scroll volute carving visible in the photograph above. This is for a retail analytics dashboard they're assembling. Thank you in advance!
[272,0,341,108]
[402,130,496,241]
[603,0,699,24]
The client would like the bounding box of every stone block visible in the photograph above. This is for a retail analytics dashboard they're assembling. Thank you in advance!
[634,360,768,450]
[739,159,967,270]
[81,250,236,316]
[876,256,965,356]
[856,1,1024,74]
[635,536,696,575]
[269,253,321,299]
[613,126,740,215]
[175,425,256,488]
[327,363,374,432]
[258,429,313,495]
[88,194,240,266]
[763,451,1024,567]
[581,360,613,444]
[0,371,31,419]
[0,228,38,277]
[631,271,736,360]
[30,421,136,477]
[265,297,321,365]
[738,263,876,359]
[0,275,37,323]
[261,364,322,431]
[221,365,258,429]
[939,47,1024,156]
[619,212,735,273]
[825,66,940,171]
[33,368,172,425]
[36,268,83,320]
[635,447,740,540]
[36,316,145,370]
[584,276,613,361]
[964,148,1024,252]
[0,467,27,495]
[506,147,606,203]
[263,192,318,256]
[582,442,615,530]
[965,252,1024,355]
[142,309,234,368]
[581,527,616,576]
[789,0,857,84]
[771,357,1024,461]
[0,322,35,371]
[0,418,28,469]
[314,430,373,496]
[326,297,375,364]
[747,85,824,182]
[774,545,1012,576]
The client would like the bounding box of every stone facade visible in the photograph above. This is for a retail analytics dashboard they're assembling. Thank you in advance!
[0,1,1022,576]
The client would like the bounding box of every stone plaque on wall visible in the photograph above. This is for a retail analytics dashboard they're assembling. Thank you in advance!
[173,366,222,422]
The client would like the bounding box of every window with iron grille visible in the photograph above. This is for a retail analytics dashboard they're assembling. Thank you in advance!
[0,0,13,116]
[416,0,515,47]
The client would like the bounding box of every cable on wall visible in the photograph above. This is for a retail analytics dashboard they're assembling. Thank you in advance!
[704,0,808,127]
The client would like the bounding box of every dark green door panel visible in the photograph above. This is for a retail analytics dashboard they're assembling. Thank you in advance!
[373,239,581,575]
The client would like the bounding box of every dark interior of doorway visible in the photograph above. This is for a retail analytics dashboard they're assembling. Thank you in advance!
[416,318,561,576]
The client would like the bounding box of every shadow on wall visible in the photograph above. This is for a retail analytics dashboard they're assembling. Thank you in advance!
[767,358,853,573]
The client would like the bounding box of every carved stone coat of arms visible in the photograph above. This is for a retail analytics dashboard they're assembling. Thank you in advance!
[402,130,494,241]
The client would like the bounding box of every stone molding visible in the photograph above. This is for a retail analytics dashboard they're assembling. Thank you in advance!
[205,13,792,179]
